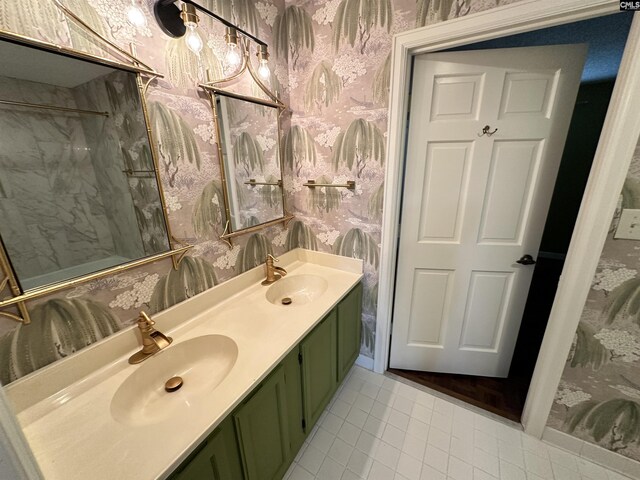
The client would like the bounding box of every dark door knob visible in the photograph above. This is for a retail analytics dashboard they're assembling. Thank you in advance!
[516,254,536,265]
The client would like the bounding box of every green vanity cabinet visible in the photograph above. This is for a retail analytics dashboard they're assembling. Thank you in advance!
[282,346,306,455]
[169,281,361,480]
[233,365,291,480]
[300,309,338,430]
[170,416,243,480]
[337,283,363,383]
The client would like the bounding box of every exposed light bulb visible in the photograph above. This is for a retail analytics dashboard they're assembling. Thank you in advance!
[126,3,147,28]
[225,43,241,67]
[185,24,203,55]
[258,60,270,80]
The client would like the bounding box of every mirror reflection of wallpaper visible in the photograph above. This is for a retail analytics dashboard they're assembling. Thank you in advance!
[217,95,283,230]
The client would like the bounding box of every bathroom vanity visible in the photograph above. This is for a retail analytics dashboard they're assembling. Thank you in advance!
[6,249,363,480]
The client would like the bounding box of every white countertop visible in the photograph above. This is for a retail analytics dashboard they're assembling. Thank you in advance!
[6,249,363,480]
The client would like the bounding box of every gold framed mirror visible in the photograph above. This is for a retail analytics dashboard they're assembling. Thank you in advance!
[0,26,190,325]
[208,88,290,240]
[199,34,292,247]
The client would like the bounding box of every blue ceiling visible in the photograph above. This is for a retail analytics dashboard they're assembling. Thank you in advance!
[448,13,633,83]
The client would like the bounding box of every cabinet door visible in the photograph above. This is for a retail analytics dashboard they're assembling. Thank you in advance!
[337,283,363,383]
[282,346,305,453]
[234,366,291,480]
[171,416,243,480]
[301,310,337,430]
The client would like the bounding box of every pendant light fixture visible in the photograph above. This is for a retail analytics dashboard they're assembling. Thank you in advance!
[224,27,241,67]
[126,1,148,28]
[180,3,203,55]
[256,45,271,80]
[153,1,272,80]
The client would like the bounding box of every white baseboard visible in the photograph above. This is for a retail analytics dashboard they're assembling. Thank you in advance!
[355,354,374,370]
[543,427,640,479]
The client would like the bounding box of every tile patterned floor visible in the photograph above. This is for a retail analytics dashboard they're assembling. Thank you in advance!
[283,366,632,480]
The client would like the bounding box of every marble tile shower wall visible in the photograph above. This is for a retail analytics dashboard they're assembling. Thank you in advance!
[0,76,116,283]
[73,69,170,258]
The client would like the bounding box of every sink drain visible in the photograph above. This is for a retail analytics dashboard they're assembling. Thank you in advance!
[281,297,292,305]
[165,376,184,392]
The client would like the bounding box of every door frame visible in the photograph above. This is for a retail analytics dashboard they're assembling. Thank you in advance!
[375,0,640,438]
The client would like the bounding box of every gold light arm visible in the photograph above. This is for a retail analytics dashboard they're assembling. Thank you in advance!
[51,0,156,73]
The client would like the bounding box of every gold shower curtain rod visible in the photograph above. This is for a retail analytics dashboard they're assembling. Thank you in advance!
[0,99,109,117]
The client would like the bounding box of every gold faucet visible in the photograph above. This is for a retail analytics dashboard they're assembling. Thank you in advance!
[128,311,173,364]
[262,254,287,285]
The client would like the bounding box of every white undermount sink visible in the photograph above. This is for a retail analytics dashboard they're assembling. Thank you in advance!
[110,335,238,427]
[265,274,329,306]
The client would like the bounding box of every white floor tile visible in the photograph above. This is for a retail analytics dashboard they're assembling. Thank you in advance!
[287,464,315,480]
[346,406,369,429]
[341,469,363,480]
[356,430,381,456]
[309,427,335,454]
[298,444,325,475]
[474,429,499,457]
[428,426,451,453]
[393,394,415,415]
[448,456,472,480]
[498,439,525,469]
[348,448,374,478]
[331,399,353,419]
[430,410,453,434]
[339,387,360,405]
[411,403,433,424]
[371,401,393,422]
[500,459,527,480]
[338,421,362,446]
[377,440,401,470]
[368,460,395,480]
[551,462,581,480]
[329,437,355,467]
[420,463,446,480]
[473,466,498,480]
[450,436,473,464]
[397,452,422,480]
[288,367,634,480]
[524,450,553,479]
[321,412,344,435]
[382,423,407,449]
[406,418,430,441]
[424,444,449,474]
[402,433,427,462]
[388,409,410,431]
[472,447,499,477]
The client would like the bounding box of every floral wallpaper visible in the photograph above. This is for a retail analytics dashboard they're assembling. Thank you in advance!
[547,144,640,462]
[0,0,292,382]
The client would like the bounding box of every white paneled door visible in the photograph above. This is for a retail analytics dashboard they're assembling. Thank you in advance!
[390,45,587,377]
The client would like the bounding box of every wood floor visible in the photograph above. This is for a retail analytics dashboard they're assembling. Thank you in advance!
[387,368,529,422]
[387,257,565,423]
